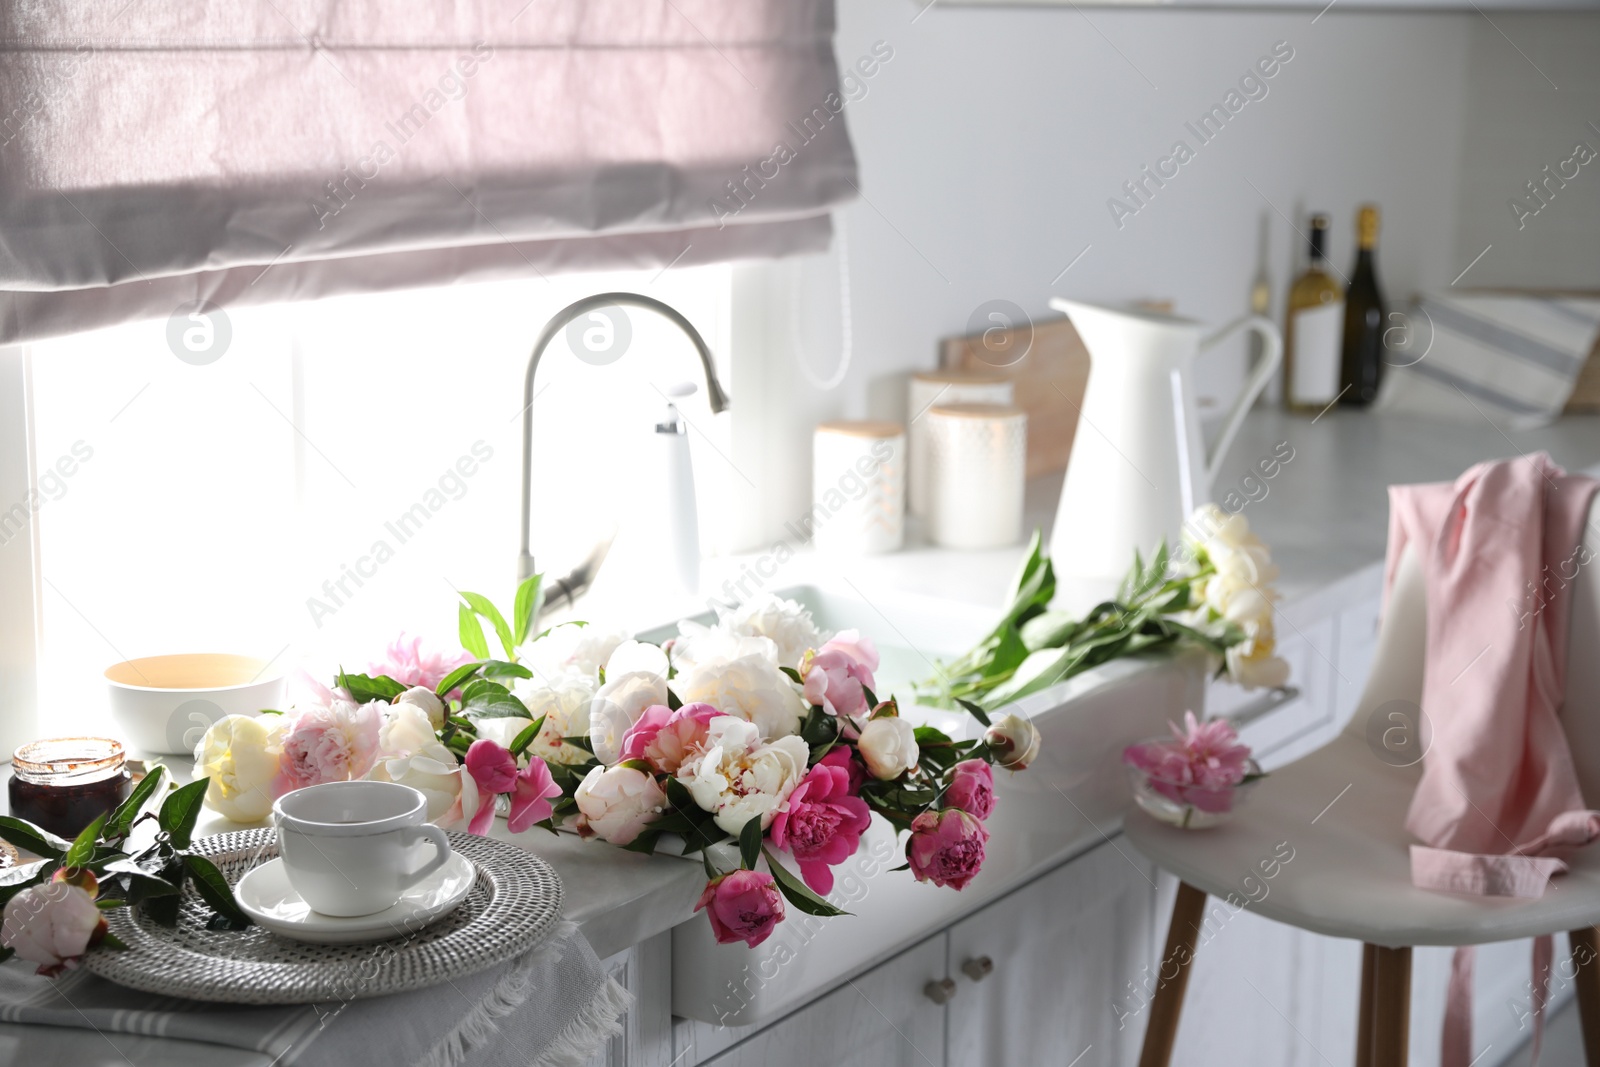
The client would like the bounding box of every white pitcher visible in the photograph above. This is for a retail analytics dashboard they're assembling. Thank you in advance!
[1047,298,1282,596]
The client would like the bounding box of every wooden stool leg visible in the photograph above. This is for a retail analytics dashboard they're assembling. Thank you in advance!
[1138,882,1208,1067]
[1356,943,1377,1067]
[1371,946,1412,1067]
[1571,927,1600,1067]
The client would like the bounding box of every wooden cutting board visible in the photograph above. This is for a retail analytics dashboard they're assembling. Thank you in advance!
[939,314,1090,480]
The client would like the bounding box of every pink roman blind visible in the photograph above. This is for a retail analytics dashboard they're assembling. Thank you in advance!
[0,0,857,342]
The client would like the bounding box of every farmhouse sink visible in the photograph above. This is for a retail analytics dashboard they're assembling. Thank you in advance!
[651,584,1208,1028]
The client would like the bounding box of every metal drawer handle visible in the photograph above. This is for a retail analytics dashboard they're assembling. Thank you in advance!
[923,978,958,1004]
[961,956,995,982]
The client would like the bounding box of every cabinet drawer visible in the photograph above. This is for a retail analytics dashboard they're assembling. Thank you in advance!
[1210,616,1337,767]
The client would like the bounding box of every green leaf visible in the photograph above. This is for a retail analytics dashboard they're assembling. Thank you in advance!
[1019,610,1079,652]
[800,704,840,747]
[99,933,129,952]
[140,890,181,928]
[435,660,485,697]
[105,766,169,841]
[0,816,70,859]
[63,812,107,869]
[912,726,953,748]
[779,665,803,684]
[762,847,847,917]
[158,778,210,849]
[460,591,516,661]
[95,898,131,909]
[561,735,595,755]
[461,678,531,719]
[337,670,407,704]
[667,688,683,711]
[981,645,1076,708]
[480,660,533,681]
[509,716,547,757]
[954,698,992,728]
[738,816,763,871]
[459,603,491,659]
[513,573,544,648]
[183,854,251,927]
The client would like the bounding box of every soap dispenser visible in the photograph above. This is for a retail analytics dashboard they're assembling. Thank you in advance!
[657,382,701,598]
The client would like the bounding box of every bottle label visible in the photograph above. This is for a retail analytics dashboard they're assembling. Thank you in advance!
[1290,301,1345,406]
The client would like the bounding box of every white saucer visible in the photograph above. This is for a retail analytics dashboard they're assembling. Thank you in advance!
[236,853,475,944]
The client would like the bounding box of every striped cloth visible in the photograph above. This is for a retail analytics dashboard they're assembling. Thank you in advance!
[1378,293,1600,429]
[0,921,628,1067]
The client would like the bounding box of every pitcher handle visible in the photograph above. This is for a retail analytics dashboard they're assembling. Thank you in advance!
[1199,315,1282,489]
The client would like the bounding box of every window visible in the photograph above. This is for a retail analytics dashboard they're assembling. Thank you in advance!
[28,266,731,733]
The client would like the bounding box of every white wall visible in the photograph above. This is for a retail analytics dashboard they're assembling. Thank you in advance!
[735,2,1493,549]
[1450,13,1600,290]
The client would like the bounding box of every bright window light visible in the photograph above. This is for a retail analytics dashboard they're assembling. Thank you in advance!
[29,265,731,734]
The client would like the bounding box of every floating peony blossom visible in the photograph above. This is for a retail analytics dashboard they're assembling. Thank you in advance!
[696,869,785,948]
[275,699,382,794]
[768,748,872,895]
[1122,711,1260,820]
[906,809,989,890]
[369,633,473,691]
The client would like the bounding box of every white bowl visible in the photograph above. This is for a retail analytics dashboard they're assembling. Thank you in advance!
[104,653,285,756]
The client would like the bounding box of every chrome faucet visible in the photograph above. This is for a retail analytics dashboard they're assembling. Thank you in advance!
[518,292,731,592]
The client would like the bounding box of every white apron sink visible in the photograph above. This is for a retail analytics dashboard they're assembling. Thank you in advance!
[651,584,1207,1028]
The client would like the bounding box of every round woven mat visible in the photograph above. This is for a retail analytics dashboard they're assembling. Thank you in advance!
[84,828,563,1004]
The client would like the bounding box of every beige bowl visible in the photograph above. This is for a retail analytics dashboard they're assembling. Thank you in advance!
[105,653,285,756]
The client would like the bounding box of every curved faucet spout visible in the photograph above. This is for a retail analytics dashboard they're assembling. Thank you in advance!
[518,292,730,588]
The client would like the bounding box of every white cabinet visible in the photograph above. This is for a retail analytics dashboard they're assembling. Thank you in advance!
[946,839,1158,1067]
[696,936,948,1067]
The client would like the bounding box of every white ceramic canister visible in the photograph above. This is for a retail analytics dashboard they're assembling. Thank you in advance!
[907,370,1013,518]
[924,403,1027,550]
[811,421,905,555]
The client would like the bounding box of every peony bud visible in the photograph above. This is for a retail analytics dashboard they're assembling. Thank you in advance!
[984,713,1041,771]
[857,716,919,780]
[1,882,106,977]
[695,869,785,947]
[394,685,446,729]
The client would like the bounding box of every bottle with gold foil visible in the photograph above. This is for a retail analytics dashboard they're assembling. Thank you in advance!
[1282,213,1344,412]
[1339,204,1387,406]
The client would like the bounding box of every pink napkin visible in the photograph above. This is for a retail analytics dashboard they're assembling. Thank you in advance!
[1384,452,1600,1066]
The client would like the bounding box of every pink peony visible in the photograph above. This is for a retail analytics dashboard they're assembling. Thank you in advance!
[507,756,563,833]
[768,749,872,895]
[1122,711,1253,814]
[369,633,473,691]
[944,760,996,821]
[801,631,879,721]
[695,869,785,947]
[906,808,989,890]
[465,739,519,794]
[1,882,105,977]
[276,699,382,793]
[620,702,719,775]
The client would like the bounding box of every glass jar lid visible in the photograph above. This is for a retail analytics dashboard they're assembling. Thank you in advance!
[12,737,127,786]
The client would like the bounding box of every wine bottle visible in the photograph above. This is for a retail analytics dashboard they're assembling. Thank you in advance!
[1282,213,1345,413]
[1339,204,1387,407]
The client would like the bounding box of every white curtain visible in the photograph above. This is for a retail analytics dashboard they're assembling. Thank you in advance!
[0,0,857,341]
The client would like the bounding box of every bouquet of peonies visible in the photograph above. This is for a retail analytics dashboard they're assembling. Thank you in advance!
[195,586,1041,948]
[920,505,1291,710]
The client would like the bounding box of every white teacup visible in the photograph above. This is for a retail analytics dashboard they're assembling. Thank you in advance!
[273,781,451,918]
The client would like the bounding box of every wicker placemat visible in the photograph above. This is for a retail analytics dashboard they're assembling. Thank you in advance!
[84,828,563,1005]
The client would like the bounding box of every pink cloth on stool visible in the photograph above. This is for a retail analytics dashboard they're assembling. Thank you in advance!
[1384,452,1600,1067]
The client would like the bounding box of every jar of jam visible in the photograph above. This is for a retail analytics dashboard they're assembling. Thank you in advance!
[9,738,133,841]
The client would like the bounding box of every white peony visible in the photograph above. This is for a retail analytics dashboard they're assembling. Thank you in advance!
[394,686,445,729]
[1225,619,1292,690]
[678,717,809,834]
[670,621,780,675]
[574,764,666,845]
[366,739,462,821]
[589,674,669,763]
[1,882,103,976]
[718,594,826,670]
[674,652,805,740]
[519,623,628,682]
[857,716,920,780]
[378,702,439,762]
[509,672,599,765]
[194,714,283,822]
